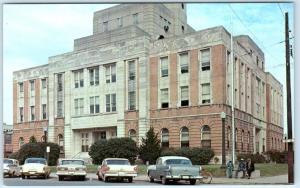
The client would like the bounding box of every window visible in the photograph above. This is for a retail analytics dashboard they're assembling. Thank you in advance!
[235,128,238,150]
[103,21,108,32]
[160,57,168,77]
[90,96,100,114]
[19,107,24,122]
[128,60,136,81]
[57,101,63,117]
[133,13,138,24]
[30,106,35,121]
[247,131,250,151]
[179,52,189,74]
[42,104,47,119]
[241,130,244,151]
[182,25,185,33]
[271,137,274,149]
[19,137,24,149]
[161,128,169,148]
[201,83,211,104]
[5,134,12,144]
[89,67,99,86]
[58,134,64,154]
[117,17,123,28]
[100,131,106,140]
[81,133,89,152]
[75,98,84,115]
[105,64,116,83]
[129,129,137,142]
[180,127,189,147]
[227,127,231,149]
[181,3,184,9]
[201,125,211,148]
[74,70,84,88]
[128,91,136,110]
[106,94,116,112]
[19,82,24,92]
[57,74,63,91]
[180,86,189,106]
[41,79,47,89]
[30,80,35,91]
[201,49,210,71]
[160,88,169,108]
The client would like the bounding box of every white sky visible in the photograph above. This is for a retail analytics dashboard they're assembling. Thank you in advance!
[3,3,294,134]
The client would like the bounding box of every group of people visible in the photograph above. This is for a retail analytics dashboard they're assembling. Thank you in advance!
[226,158,255,179]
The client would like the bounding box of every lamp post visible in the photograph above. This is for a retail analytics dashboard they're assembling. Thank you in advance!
[220,112,226,168]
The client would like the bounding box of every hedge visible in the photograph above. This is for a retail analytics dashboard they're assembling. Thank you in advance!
[237,153,266,163]
[161,147,214,165]
[265,150,288,163]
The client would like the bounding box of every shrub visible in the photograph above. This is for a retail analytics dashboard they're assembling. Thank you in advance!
[29,136,37,143]
[265,150,287,163]
[237,153,266,163]
[15,142,60,166]
[89,138,138,165]
[161,147,215,165]
[139,127,161,165]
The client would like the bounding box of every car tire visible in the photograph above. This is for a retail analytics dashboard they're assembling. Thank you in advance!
[148,173,154,182]
[190,179,197,185]
[161,177,169,185]
[128,177,133,183]
[81,176,85,181]
[21,175,25,179]
[98,175,102,181]
[104,176,109,182]
[43,174,47,179]
[58,176,64,181]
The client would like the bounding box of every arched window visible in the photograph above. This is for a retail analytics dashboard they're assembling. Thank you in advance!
[161,128,169,148]
[201,125,211,148]
[235,128,238,150]
[19,137,24,149]
[227,127,231,149]
[180,127,189,148]
[275,138,277,150]
[247,131,250,152]
[241,130,244,151]
[128,129,137,142]
[272,137,274,149]
[58,134,64,154]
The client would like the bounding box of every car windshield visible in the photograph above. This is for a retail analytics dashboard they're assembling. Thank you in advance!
[3,159,13,164]
[25,158,46,164]
[165,159,192,165]
[61,160,84,165]
[106,160,130,165]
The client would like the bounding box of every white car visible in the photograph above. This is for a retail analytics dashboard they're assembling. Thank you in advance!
[3,158,21,177]
[20,158,50,179]
[97,158,138,183]
[56,159,87,181]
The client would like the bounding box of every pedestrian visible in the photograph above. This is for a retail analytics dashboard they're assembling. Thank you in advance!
[246,158,255,179]
[226,160,234,178]
[235,158,246,178]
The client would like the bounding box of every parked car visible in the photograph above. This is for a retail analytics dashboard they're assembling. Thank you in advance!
[56,159,87,181]
[97,158,138,183]
[20,158,50,179]
[3,158,21,177]
[147,156,202,185]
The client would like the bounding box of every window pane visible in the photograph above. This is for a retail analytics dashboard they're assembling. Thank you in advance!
[180,53,188,73]
[181,86,188,100]
[112,94,116,111]
[161,89,168,102]
[106,94,110,112]
[161,57,168,77]
[128,61,135,80]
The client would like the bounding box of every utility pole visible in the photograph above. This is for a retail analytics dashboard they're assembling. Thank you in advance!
[285,12,294,184]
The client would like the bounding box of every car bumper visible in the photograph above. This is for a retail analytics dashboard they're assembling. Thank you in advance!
[3,169,11,176]
[104,172,137,178]
[56,171,87,176]
[21,171,47,176]
[165,175,203,180]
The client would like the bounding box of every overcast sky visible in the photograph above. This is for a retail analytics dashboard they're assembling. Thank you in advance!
[3,3,294,134]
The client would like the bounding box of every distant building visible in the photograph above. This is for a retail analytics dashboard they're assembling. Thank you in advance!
[3,123,13,157]
[12,3,284,161]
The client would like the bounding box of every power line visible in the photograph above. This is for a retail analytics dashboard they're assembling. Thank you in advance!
[277,3,285,18]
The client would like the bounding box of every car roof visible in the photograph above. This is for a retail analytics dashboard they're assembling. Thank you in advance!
[26,157,46,160]
[160,156,190,160]
[61,159,84,161]
[104,158,129,161]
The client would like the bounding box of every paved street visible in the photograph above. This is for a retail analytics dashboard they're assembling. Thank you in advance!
[3,173,289,186]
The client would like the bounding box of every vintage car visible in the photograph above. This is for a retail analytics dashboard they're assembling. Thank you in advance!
[147,156,202,185]
[96,158,138,183]
[3,158,21,177]
[20,158,51,179]
[56,159,87,181]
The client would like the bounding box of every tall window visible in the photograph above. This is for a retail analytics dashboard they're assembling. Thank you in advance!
[105,64,116,83]
[58,134,64,153]
[19,82,24,92]
[57,74,63,91]
[19,107,24,122]
[81,133,89,152]
[75,98,84,115]
[19,137,24,149]
[42,104,47,119]
[128,129,137,142]
[90,96,100,114]
[180,127,189,147]
[117,17,123,28]
[227,127,231,149]
[201,49,210,71]
[133,13,138,24]
[128,60,136,81]
[30,80,35,91]
[247,131,250,151]
[57,101,63,117]
[180,86,189,106]
[160,57,168,77]
[103,21,108,32]
[201,125,211,148]
[41,78,47,89]
[128,91,136,110]
[161,128,169,148]
[272,137,274,149]
[179,52,189,74]
[201,83,211,104]
[30,106,35,121]
[235,128,238,150]
[89,67,99,86]
[106,94,116,112]
[74,70,84,88]
[160,88,169,108]
[241,130,244,151]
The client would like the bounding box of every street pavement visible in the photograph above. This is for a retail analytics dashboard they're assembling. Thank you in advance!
[3,173,289,186]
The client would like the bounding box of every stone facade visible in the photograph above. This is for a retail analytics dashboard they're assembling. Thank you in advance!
[12,4,284,160]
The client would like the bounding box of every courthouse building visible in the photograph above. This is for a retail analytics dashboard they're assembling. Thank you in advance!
[12,3,284,160]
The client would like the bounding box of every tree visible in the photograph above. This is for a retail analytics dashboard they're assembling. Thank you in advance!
[29,136,37,143]
[139,127,161,164]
